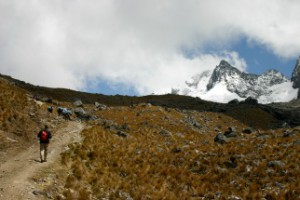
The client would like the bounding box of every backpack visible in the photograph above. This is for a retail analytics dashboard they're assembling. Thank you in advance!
[40,131,48,141]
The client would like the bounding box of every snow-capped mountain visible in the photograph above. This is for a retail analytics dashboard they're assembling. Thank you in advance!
[173,60,299,104]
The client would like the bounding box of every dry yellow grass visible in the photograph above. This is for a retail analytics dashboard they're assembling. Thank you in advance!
[0,78,54,152]
[1,75,299,199]
[60,104,300,199]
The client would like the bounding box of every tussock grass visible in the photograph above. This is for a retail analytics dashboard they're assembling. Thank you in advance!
[0,78,50,150]
[60,105,300,199]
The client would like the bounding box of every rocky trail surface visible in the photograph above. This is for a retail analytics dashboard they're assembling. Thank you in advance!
[0,121,84,200]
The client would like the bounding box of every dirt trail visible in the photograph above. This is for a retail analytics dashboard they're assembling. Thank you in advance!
[0,121,84,200]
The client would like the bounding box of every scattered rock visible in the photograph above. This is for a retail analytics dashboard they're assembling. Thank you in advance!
[32,190,44,196]
[281,122,290,129]
[95,102,108,110]
[214,132,227,144]
[228,195,242,200]
[160,129,172,137]
[214,127,221,132]
[283,130,293,137]
[185,116,202,129]
[224,127,238,138]
[74,107,91,120]
[267,160,285,168]
[223,156,237,168]
[116,131,128,138]
[171,147,182,153]
[225,131,238,138]
[47,106,54,113]
[34,94,52,103]
[242,127,253,134]
[73,100,83,107]
[118,191,134,200]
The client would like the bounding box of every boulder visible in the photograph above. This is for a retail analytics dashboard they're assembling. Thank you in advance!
[160,129,172,137]
[116,131,128,138]
[74,107,91,120]
[47,106,54,113]
[283,130,293,137]
[224,127,237,138]
[267,160,285,168]
[73,100,83,107]
[34,94,52,103]
[214,132,227,144]
[242,127,253,134]
[95,102,108,110]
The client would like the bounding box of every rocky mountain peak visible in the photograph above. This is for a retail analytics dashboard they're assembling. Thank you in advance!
[291,56,300,89]
[207,60,242,91]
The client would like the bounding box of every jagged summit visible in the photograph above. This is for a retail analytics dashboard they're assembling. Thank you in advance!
[291,56,300,89]
[174,59,298,104]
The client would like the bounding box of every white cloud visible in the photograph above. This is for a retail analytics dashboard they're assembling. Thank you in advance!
[0,0,299,95]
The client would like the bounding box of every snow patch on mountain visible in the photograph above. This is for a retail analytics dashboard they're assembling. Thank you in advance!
[201,82,244,103]
[258,82,298,104]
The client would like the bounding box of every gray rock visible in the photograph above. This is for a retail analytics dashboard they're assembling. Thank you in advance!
[214,132,227,144]
[95,102,108,110]
[73,99,83,107]
[267,160,285,168]
[282,122,290,128]
[283,130,294,137]
[223,156,237,168]
[242,127,253,134]
[160,129,172,137]
[74,107,91,120]
[171,147,182,153]
[34,95,52,103]
[185,116,202,129]
[32,190,44,196]
[116,131,128,138]
[225,131,238,138]
[224,127,237,138]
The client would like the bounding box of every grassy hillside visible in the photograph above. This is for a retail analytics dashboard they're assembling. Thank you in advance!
[57,105,300,199]
[1,73,300,199]
[0,77,39,153]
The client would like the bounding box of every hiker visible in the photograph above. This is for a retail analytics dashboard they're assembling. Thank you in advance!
[37,125,52,163]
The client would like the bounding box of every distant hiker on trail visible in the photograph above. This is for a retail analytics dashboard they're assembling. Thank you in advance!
[37,125,52,163]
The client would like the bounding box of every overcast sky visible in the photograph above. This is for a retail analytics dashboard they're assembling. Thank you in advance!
[0,0,299,95]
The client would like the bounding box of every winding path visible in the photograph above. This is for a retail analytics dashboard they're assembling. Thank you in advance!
[0,121,84,200]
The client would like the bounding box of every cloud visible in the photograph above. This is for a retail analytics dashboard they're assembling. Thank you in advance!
[0,0,299,95]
